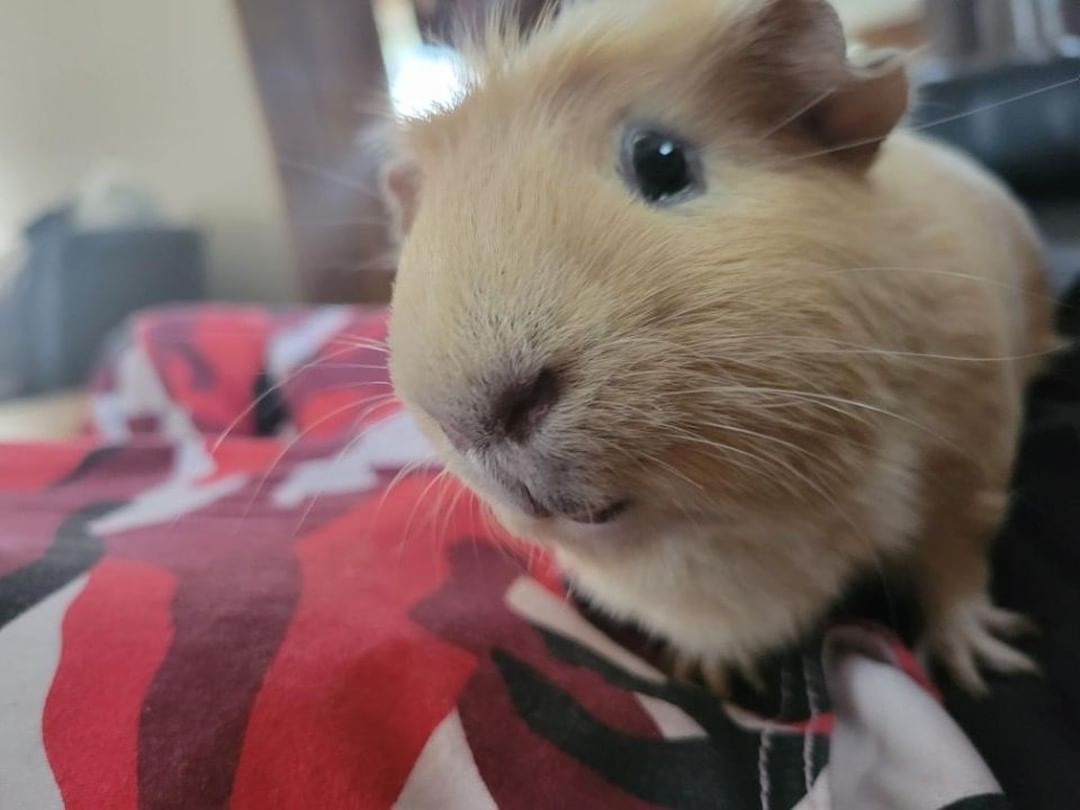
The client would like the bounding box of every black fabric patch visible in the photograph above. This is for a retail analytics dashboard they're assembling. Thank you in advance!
[252,368,288,436]
[52,446,125,487]
[0,502,121,629]
[940,288,1080,810]
[494,648,768,810]
[519,628,828,810]
[939,794,1011,810]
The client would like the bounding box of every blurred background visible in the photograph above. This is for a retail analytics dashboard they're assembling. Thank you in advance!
[0,0,1076,431]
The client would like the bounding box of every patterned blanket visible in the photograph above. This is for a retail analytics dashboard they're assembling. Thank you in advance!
[4,300,1077,809]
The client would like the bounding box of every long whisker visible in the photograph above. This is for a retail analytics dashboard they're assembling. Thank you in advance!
[775,73,1080,167]
[238,394,398,524]
[381,460,441,581]
[210,341,381,453]
[300,364,394,374]
[374,458,429,526]
[725,386,938,438]
[398,469,453,562]
[327,336,390,353]
[825,265,1067,308]
[276,156,386,197]
[288,397,404,540]
[754,87,837,144]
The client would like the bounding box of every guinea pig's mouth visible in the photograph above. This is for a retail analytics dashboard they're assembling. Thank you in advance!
[563,499,632,525]
[517,491,632,526]
[437,426,634,532]
[503,477,631,527]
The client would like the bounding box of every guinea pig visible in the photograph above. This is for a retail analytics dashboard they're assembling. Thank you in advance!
[383,0,1058,695]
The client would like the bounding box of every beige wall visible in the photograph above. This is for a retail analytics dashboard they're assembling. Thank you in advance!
[832,0,924,33]
[0,0,299,301]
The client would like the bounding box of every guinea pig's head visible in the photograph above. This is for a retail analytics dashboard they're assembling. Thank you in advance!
[385,0,910,556]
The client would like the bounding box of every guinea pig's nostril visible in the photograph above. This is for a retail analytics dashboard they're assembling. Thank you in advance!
[493,367,560,442]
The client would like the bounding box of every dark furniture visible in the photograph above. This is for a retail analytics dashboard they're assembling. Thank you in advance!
[0,210,205,398]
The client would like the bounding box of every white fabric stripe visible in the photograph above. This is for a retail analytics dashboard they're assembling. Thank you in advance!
[88,339,203,442]
[393,710,497,810]
[171,437,215,483]
[110,343,201,442]
[827,653,1000,809]
[87,435,238,537]
[272,410,435,508]
[90,393,131,443]
[267,307,355,380]
[790,767,831,810]
[634,694,707,740]
[90,474,247,536]
[505,577,665,683]
[0,575,88,810]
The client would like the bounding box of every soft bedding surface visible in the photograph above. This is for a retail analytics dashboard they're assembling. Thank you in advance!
[1,299,1078,810]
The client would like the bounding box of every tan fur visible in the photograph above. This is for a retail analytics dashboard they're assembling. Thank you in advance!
[385,0,1057,695]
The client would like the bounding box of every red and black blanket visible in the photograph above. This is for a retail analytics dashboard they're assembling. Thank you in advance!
[2,298,1078,809]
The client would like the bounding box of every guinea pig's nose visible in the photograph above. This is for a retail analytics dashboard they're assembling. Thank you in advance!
[491,366,560,443]
[435,367,561,453]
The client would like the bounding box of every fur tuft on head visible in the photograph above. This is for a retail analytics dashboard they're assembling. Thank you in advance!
[379,0,911,236]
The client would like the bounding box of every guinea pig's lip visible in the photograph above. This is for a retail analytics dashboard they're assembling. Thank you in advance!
[565,499,632,526]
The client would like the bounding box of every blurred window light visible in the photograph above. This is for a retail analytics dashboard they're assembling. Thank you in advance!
[375,0,465,118]
[389,45,464,117]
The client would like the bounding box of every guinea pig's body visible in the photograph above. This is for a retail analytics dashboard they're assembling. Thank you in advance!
[385,0,1057,694]
[550,130,1055,690]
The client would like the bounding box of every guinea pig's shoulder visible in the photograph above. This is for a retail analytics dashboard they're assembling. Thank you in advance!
[875,129,1012,204]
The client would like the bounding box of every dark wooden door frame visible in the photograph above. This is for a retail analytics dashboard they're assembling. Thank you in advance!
[234,0,394,303]
[234,0,556,303]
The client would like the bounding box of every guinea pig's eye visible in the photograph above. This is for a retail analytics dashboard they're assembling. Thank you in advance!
[622,129,702,205]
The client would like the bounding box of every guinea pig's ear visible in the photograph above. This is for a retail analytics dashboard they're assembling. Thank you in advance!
[379,157,422,243]
[804,46,910,167]
[755,0,910,169]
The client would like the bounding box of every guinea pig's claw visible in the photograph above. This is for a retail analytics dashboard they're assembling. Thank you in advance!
[739,662,768,695]
[925,598,1040,697]
[700,660,732,697]
[663,648,733,698]
[664,647,696,682]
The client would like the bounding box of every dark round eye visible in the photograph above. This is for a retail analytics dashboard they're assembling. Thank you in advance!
[623,129,702,204]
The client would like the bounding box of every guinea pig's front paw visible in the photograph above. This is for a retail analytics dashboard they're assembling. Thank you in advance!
[924,597,1040,696]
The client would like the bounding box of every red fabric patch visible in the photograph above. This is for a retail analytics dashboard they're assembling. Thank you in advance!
[206,436,290,479]
[231,473,480,810]
[0,442,96,491]
[294,389,400,440]
[0,443,102,576]
[140,307,270,434]
[43,559,176,810]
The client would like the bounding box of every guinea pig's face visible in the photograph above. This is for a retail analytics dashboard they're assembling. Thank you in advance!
[386,0,907,556]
